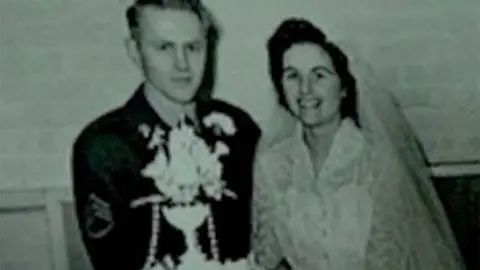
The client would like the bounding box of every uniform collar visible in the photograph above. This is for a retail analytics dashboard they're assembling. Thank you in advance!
[123,84,211,132]
[123,84,170,131]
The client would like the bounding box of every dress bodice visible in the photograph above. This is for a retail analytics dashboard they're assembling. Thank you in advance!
[255,119,374,270]
[253,118,465,270]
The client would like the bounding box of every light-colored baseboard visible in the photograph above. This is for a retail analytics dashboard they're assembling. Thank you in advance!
[1,188,80,270]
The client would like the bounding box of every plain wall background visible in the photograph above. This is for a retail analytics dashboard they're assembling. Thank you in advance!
[1,0,480,190]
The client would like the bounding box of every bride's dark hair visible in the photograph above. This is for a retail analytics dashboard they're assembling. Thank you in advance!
[267,17,359,126]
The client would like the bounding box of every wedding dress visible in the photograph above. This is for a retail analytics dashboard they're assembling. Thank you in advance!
[252,59,465,270]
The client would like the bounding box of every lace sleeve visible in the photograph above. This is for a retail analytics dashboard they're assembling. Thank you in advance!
[364,167,414,270]
[251,158,284,269]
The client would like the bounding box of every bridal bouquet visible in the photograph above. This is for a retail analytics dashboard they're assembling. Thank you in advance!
[135,113,261,270]
[141,114,235,204]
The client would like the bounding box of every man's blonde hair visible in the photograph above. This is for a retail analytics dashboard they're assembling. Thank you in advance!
[125,0,220,42]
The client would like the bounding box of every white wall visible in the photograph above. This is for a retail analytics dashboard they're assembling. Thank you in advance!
[1,210,52,270]
[1,0,480,190]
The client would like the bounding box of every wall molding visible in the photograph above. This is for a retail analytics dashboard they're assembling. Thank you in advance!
[0,188,74,270]
[430,161,480,178]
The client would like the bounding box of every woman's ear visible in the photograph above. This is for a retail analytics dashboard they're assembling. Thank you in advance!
[125,37,141,68]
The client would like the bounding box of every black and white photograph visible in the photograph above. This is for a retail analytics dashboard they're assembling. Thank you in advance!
[1,0,479,269]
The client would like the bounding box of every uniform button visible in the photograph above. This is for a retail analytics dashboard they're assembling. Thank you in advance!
[321,229,328,238]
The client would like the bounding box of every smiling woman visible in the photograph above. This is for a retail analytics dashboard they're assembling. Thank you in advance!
[281,43,345,129]
[251,17,466,270]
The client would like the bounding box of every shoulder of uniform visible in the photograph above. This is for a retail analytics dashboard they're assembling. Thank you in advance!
[72,107,128,155]
[203,99,260,134]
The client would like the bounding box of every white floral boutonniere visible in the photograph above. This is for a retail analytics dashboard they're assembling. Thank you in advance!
[203,112,237,136]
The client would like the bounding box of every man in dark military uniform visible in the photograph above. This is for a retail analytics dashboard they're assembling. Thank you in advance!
[71,1,260,269]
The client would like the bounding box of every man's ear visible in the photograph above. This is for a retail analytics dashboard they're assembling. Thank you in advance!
[125,36,141,68]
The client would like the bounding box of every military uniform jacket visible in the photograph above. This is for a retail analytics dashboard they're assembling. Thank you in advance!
[71,86,261,270]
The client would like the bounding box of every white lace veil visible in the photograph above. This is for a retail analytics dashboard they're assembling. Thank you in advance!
[349,57,461,255]
[259,50,462,261]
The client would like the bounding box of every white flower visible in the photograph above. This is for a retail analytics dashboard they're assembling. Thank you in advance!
[168,122,198,186]
[154,173,177,198]
[147,126,165,150]
[203,112,237,135]
[141,149,168,179]
[138,123,151,138]
[214,141,230,157]
[172,184,200,204]
[190,136,213,164]
[202,178,225,200]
